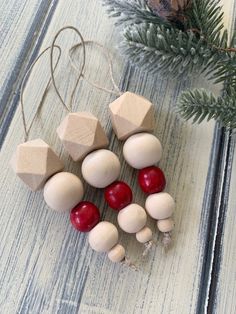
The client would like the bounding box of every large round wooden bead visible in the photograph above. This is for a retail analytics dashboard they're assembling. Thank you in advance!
[70,201,100,232]
[157,218,174,232]
[117,203,147,233]
[88,221,118,252]
[43,172,84,212]
[108,244,125,263]
[138,166,166,194]
[145,192,174,220]
[82,149,121,188]
[123,133,162,169]
[104,181,133,210]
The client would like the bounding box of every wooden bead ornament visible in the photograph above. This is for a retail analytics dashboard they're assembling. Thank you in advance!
[67,33,176,248]
[10,40,130,266]
[108,92,175,248]
[50,30,154,255]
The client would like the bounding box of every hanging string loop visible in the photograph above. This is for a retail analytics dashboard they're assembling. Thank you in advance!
[20,45,62,142]
[68,40,123,97]
[50,26,86,112]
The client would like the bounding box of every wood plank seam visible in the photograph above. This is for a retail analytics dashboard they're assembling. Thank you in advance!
[0,0,59,148]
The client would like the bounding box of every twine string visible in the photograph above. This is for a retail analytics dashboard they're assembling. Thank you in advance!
[50,26,86,112]
[20,45,62,142]
[68,40,123,98]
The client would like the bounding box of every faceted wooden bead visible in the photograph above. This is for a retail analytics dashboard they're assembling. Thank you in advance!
[145,192,175,220]
[88,221,119,252]
[157,218,174,233]
[123,133,162,169]
[43,172,84,212]
[108,244,125,263]
[109,92,155,140]
[10,139,64,191]
[82,149,121,188]
[57,112,109,161]
[117,203,147,233]
[136,226,153,243]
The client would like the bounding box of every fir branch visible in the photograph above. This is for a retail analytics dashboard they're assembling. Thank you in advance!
[102,0,167,26]
[178,88,236,128]
[122,23,218,76]
[188,0,225,45]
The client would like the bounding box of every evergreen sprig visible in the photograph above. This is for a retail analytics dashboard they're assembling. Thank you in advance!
[103,0,236,128]
[178,88,236,128]
[122,23,217,76]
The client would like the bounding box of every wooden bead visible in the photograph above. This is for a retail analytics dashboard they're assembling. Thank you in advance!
[43,172,84,212]
[145,192,175,220]
[82,149,121,188]
[10,139,64,191]
[136,227,153,243]
[117,203,147,233]
[57,112,109,161]
[123,133,162,169]
[108,244,125,263]
[88,221,118,252]
[157,218,174,232]
[109,92,154,140]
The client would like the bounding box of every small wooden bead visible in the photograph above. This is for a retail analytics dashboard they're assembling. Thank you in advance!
[157,218,174,232]
[123,133,162,169]
[10,139,64,191]
[43,172,84,212]
[136,227,153,243]
[82,149,121,188]
[88,221,119,252]
[117,203,147,233]
[108,244,125,263]
[145,192,175,220]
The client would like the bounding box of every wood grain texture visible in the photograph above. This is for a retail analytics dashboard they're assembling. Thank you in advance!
[215,134,236,313]
[0,0,235,313]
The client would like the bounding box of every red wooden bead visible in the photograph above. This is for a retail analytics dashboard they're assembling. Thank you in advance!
[70,201,100,232]
[138,166,166,194]
[104,181,133,211]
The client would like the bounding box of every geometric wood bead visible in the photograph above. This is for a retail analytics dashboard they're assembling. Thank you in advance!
[109,92,155,140]
[10,138,64,191]
[57,112,109,161]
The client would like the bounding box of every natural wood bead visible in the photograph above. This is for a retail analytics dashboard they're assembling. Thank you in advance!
[157,218,174,233]
[109,92,154,140]
[123,133,162,169]
[43,172,84,212]
[82,149,121,188]
[57,112,109,161]
[145,192,175,220]
[136,226,153,243]
[117,203,147,233]
[88,221,118,252]
[10,139,64,191]
[108,244,125,263]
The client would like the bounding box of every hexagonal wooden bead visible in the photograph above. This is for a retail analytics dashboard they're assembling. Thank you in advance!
[57,112,109,161]
[10,139,64,191]
[109,92,155,140]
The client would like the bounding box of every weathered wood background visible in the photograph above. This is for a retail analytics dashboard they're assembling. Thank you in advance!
[0,1,235,313]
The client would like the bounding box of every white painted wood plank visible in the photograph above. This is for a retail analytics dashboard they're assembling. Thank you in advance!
[0,0,54,99]
[215,137,236,314]
[0,0,234,313]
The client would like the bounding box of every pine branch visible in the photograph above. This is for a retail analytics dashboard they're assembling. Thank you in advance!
[187,0,225,44]
[102,0,167,26]
[178,88,236,128]
[122,23,219,76]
